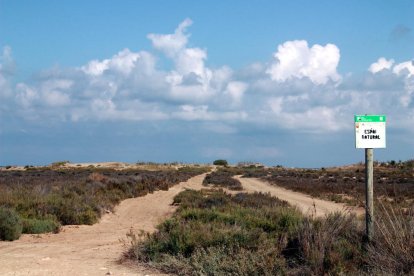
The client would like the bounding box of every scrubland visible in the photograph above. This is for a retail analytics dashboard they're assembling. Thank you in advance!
[0,165,209,240]
[127,164,414,275]
[1,161,413,275]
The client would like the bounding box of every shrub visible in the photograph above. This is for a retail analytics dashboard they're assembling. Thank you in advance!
[127,189,302,274]
[50,161,70,167]
[184,244,287,275]
[22,218,60,234]
[128,189,379,275]
[0,207,23,241]
[203,170,243,190]
[365,203,414,274]
[285,212,363,275]
[213,159,228,166]
[0,167,206,233]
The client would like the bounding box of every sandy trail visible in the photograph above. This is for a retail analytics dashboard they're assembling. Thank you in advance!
[0,173,207,276]
[236,176,363,217]
[0,173,362,276]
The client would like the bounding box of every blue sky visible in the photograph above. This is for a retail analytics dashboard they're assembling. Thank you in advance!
[1,1,413,167]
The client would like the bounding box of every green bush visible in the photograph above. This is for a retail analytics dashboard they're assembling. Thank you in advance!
[0,207,23,241]
[128,189,375,275]
[213,159,228,166]
[22,218,60,234]
[128,189,302,274]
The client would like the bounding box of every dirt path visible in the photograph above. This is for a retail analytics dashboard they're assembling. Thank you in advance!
[0,173,207,276]
[236,177,363,217]
[0,173,363,276]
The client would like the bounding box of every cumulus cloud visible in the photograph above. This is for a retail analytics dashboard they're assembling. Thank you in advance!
[15,83,38,108]
[368,58,414,109]
[9,20,249,123]
[393,60,414,77]
[265,96,345,132]
[266,40,341,85]
[148,18,192,58]
[4,20,414,136]
[81,48,141,76]
[224,81,248,107]
[369,57,395,73]
[148,18,219,103]
[369,57,414,77]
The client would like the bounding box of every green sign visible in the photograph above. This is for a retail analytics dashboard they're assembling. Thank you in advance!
[354,115,386,123]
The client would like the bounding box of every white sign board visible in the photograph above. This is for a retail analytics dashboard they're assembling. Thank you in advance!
[355,115,386,148]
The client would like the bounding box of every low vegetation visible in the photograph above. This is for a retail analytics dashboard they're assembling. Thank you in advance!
[238,160,414,208]
[0,165,209,240]
[365,202,414,274]
[0,207,22,241]
[213,159,228,166]
[203,169,243,190]
[127,188,414,275]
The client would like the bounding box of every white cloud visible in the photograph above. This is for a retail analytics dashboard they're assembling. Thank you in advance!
[82,48,141,76]
[369,58,414,77]
[41,79,72,106]
[170,84,214,103]
[15,83,38,107]
[393,60,414,77]
[148,18,192,58]
[43,91,70,106]
[224,81,248,106]
[82,59,109,76]
[176,48,208,77]
[266,40,341,85]
[265,96,344,132]
[148,19,219,104]
[369,57,395,73]
[4,20,414,138]
[368,58,414,109]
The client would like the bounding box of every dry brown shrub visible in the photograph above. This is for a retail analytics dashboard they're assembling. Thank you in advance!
[366,203,414,274]
[87,172,107,183]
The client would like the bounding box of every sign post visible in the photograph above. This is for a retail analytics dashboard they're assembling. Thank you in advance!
[355,115,386,242]
[365,148,374,241]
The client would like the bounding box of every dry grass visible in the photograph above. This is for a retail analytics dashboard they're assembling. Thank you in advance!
[365,202,414,274]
